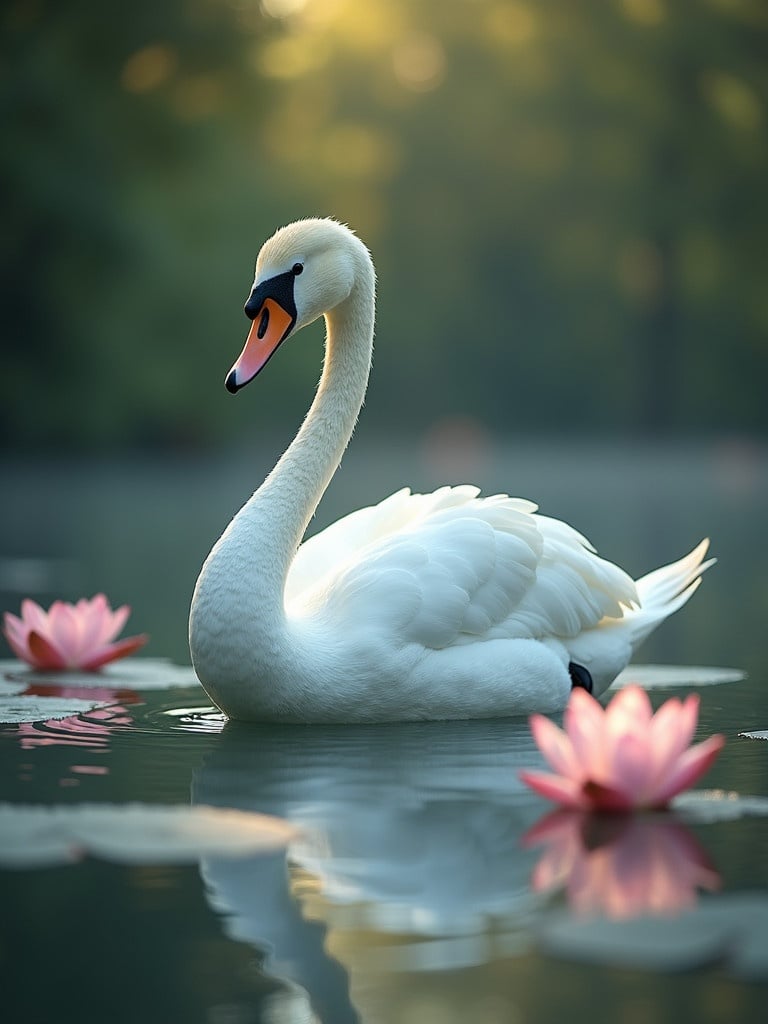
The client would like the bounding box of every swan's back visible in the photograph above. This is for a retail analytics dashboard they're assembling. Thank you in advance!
[286,486,639,650]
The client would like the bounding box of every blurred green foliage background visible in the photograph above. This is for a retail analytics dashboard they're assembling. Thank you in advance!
[2,0,767,451]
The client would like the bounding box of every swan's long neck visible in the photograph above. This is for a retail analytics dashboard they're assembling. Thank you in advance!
[247,285,374,601]
[194,263,375,650]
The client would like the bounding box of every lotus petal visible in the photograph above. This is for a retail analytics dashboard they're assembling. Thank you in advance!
[2,596,147,673]
[520,684,724,812]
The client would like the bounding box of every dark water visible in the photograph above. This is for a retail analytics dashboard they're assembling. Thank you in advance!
[0,440,766,1022]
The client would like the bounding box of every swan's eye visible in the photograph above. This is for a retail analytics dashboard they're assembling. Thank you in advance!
[292,262,304,276]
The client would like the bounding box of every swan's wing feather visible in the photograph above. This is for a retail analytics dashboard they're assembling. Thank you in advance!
[496,516,638,640]
[285,487,413,603]
[398,516,540,647]
[288,493,542,645]
[288,490,640,651]
[535,515,637,612]
[298,512,537,649]
[286,485,491,604]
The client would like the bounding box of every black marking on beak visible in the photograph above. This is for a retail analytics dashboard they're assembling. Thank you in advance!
[245,267,298,324]
[226,267,301,395]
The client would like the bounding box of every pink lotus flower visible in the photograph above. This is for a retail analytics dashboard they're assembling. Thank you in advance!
[3,595,148,672]
[519,685,725,811]
[522,809,720,918]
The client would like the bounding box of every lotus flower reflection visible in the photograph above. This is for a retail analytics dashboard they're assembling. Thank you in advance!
[523,809,721,918]
[519,685,725,812]
[3,595,148,671]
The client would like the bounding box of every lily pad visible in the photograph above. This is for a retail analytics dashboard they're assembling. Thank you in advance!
[0,694,112,724]
[0,677,26,697]
[613,665,745,690]
[536,893,768,979]
[672,789,768,823]
[0,658,200,692]
[0,803,297,869]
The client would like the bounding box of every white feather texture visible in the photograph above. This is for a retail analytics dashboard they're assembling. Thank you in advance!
[189,218,712,722]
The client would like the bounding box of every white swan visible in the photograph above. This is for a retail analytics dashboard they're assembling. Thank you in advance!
[189,218,712,722]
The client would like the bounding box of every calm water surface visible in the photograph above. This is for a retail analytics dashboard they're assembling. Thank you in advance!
[0,441,766,1022]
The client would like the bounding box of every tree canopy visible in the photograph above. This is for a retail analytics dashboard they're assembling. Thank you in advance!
[2,0,766,448]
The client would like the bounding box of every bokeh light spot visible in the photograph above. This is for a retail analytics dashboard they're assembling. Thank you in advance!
[701,71,762,131]
[257,34,331,78]
[261,0,309,18]
[620,0,667,26]
[121,45,177,94]
[321,123,399,181]
[392,32,446,92]
[483,3,537,49]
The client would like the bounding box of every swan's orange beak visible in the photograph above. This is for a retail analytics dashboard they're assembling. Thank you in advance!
[225,298,294,393]
[226,268,299,393]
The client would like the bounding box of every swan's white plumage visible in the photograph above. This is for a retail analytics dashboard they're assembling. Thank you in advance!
[287,486,637,650]
[189,218,712,722]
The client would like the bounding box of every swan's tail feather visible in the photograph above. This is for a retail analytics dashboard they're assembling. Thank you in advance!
[628,539,715,649]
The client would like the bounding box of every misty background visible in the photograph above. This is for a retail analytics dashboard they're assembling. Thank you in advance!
[1,0,766,671]
[3,0,766,450]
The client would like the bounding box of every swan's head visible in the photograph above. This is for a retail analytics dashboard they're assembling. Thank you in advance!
[225,217,372,394]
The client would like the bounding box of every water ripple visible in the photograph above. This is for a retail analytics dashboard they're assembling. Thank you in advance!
[16,704,135,750]
[158,705,227,735]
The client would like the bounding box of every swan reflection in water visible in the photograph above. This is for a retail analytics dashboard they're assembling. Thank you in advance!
[190,717,720,1023]
[193,717,542,1022]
